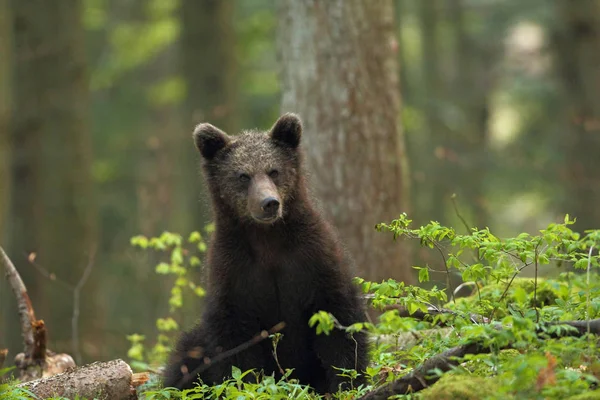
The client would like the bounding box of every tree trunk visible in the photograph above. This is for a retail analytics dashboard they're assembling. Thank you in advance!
[449,0,491,230]
[0,0,11,246]
[10,0,98,361]
[278,0,410,283]
[416,0,449,225]
[180,0,237,229]
[552,0,600,232]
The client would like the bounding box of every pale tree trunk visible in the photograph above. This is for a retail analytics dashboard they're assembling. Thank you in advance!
[180,0,237,229]
[278,0,410,283]
[552,0,600,232]
[0,0,11,245]
[11,0,99,361]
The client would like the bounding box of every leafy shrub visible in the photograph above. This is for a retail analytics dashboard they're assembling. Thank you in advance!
[133,215,600,400]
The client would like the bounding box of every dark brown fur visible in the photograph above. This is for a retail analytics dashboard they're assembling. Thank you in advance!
[163,114,369,394]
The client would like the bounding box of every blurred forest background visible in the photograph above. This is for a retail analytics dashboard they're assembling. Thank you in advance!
[1,0,600,368]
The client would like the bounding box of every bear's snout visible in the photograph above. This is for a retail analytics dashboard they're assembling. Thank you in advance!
[261,197,280,214]
[248,175,282,223]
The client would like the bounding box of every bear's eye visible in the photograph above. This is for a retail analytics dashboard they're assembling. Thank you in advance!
[238,173,251,183]
[268,169,279,179]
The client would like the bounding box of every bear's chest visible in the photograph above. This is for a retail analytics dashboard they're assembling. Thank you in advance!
[231,253,317,329]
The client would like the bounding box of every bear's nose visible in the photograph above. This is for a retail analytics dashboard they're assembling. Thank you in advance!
[261,197,280,214]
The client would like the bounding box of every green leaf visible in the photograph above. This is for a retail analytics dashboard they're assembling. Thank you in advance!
[155,262,170,274]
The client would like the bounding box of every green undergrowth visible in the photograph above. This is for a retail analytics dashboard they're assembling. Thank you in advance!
[3,215,600,399]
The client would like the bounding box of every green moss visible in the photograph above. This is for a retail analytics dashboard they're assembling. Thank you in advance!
[566,392,600,400]
[463,349,520,376]
[420,374,501,400]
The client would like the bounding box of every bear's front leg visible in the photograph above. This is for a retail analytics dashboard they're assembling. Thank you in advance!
[163,309,267,389]
[312,293,370,393]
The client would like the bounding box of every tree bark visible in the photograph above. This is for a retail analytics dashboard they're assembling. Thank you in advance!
[449,0,492,230]
[278,0,410,283]
[10,0,99,361]
[417,0,449,225]
[18,359,136,400]
[0,0,11,246]
[180,0,237,229]
[552,0,600,232]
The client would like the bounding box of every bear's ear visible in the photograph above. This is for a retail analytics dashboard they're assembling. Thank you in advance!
[193,123,231,159]
[270,113,302,149]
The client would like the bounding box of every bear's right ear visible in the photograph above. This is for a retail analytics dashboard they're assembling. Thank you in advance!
[193,123,231,159]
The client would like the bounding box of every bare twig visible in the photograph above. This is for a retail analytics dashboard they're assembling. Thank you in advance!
[450,193,472,234]
[587,245,594,336]
[72,245,97,364]
[533,241,540,323]
[489,259,534,321]
[176,322,287,388]
[386,304,490,325]
[430,241,455,303]
[26,246,97,365]
[25,254,71,290]
[1,246,37,360]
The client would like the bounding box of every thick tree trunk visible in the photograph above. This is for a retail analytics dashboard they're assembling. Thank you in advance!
[278,0,410,282]
[10,0,98,361]
[552,0,600,232]
[180,0,237,228]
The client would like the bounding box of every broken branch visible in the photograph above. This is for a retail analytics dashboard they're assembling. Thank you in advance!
[0,246,37,361]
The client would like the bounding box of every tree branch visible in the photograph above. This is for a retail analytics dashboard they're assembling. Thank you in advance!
[2,246,76,381]
[0,246,37,361]
[26,245,97,365]
[72,244,97,364]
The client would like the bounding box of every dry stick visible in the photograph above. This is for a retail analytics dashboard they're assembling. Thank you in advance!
[26,246,97,365]
[489,259,533,321]
[387,304,489,325]
[358,318,600,400]
[533,242,540,323]
[450,194,472,234]
[176,322,287,389]
[0,246,37,361]
[430,240,455,304]
[587,245,594,336]
[71,245,97,365]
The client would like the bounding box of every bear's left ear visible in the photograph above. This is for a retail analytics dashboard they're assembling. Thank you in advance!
[270,113,302,149]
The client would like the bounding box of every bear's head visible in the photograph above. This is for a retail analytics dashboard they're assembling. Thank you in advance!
[193,113,303,224]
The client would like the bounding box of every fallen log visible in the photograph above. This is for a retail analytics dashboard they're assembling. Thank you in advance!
[18,359,136,400]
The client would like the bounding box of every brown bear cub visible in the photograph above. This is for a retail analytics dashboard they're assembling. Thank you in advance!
[163,114,369,394]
